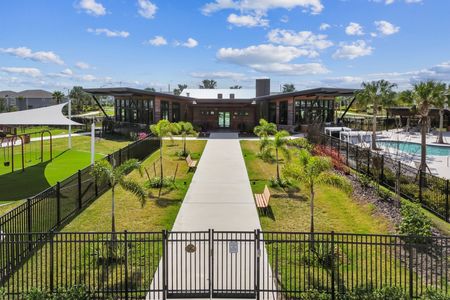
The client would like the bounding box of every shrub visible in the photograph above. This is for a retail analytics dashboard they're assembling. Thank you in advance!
[377,189,393,202]
[421,289,450,300]
[52,285,91,300]
[288,138,312,151]
[398,202,432,244]
[23,288,50,300]
[0,288,5,300]
[300,289,331,300]
[145,176,174,189]
[313,145,350,174]
[400,183,420,200]
[321,172,353,195]
[357,173,372,189]
[343,286,406,300]
[175,149,190,158]
[269,176,291,188]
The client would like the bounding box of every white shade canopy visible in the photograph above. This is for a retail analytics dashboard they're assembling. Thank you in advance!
[0,103,81,126]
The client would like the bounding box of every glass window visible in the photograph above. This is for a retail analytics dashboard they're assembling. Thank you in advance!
[294,99,335,124]
[279,101,288,125]
[218,93,223,99]
[172,102,181,122]
[161,101,169,120]
[268,103,277,123]
[230,94,235,99]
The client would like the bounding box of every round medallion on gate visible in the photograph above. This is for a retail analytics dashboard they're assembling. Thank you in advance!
[185,243,196,253]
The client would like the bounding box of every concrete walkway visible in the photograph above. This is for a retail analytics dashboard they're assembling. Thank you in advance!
[172,132,261,231]
[148,133,275,300]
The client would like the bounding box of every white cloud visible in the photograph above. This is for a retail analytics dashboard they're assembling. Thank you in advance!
[78,0,106,16]
[180,38,199,48]
[87,28,130,38]
[374,20,400,36]
[202,0,324,15]
[227,13,269,27]
[321,76,363,86]
[280,15,289,23]
[345,22,364,36]
[333,40,373,60]
[146,35,168,46]
[372,0,422,5]
[267,29,333,50]
[82,74,97,81]
[61,68,73,76]
[217,44,328,75]
[75,62,91,69]
[190,71,247,80]
[137,0,157,19]
[0,47,64,65]
[1,67,42,77]
[319,23,330,30]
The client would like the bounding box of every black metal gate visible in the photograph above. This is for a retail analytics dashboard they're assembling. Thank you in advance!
[165,230,258,298]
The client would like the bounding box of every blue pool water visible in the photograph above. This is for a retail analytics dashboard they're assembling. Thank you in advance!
[378,140,450,156]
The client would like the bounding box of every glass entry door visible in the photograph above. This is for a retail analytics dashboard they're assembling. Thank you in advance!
[218,112,231,128]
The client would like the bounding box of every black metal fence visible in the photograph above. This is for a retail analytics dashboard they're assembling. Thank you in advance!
[0,231,449,299]
[319,134,450,222]
[0,137,160,286]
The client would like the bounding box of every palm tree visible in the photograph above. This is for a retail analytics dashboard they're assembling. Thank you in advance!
[253,119,277,138]
[261,130,291,182]
[177,121,197,156]
[356,80,397,149]
[150,120,178,183]
[52,91,65,104]
[174,84,188,96]
[92,159,146,233]
[199,79,217,89]
[412,81,447,172]
[69,86,93,113]
[282,83,296,93]
[282,150,333,233]
[145,87,156,92]
[434,84,450,144]
[396,90,416,130]
[230,85,242,89]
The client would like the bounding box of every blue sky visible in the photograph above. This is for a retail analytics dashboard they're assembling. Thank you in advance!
[0,0,449,92]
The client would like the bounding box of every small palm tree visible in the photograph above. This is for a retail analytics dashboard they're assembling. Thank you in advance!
[150,120,178,183]
[282,83,296,93]
[412,81,447,172]
[177,121,197,156]
[199,79,217,89]
[92,159,146,233]
[253,119,277,138]
[260,130,291,182]
[52,91,65,104]
[356,80,397,149]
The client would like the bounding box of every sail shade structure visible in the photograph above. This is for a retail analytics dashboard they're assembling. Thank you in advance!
[0,103,81,126]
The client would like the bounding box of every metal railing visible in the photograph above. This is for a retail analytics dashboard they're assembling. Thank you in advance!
[318,134,450,222]
[0,136,160,286]
[0,231,448,299]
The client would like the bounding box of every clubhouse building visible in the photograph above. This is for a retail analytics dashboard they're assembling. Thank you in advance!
[85,79,355,133]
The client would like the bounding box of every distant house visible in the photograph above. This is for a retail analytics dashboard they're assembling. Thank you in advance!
[0,90,65,111]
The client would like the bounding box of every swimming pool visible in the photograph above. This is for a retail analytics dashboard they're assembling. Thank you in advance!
[378,140,450,156]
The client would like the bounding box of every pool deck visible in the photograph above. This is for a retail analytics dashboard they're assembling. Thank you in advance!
[377,129,450,179]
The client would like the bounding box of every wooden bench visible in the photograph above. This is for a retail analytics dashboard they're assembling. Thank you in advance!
[185,154,198,171]
[254,185,271,215]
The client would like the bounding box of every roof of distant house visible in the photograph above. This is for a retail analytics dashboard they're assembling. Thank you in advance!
[0,89,54,99]
[181,88,255,99]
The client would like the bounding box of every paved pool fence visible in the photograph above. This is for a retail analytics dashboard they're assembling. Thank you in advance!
[0,231,448,299]
[318,133,449,223]
[0,136,160,286]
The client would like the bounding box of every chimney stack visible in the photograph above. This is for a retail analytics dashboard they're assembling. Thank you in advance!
[256,79,270,97]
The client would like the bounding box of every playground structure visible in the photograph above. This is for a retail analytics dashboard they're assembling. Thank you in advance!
[0,130,53,173]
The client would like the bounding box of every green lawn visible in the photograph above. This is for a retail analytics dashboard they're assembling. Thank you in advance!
[63,139,206,232]
[240,140,391,234]
[0,135,130,203]
[240,140,444,297]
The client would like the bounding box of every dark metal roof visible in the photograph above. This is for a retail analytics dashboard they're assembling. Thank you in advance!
[83,87,193,100]
[84,87,357,102]
[255,87,357,101]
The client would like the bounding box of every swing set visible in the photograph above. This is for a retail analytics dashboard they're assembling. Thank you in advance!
[0,130,53,173]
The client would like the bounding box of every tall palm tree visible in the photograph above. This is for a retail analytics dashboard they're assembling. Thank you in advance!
[199,79,217,89]
[150,120,178,183]
[177,121,197,156]
[52,91,65,104]
[92,159,146,233]
[434,84,450,144]
[396,90,416,130]
[174,84,188,96]
[282,83,296,93]
[253,119,277,138]
[412,81,447,172]
[261,130,291,182]
[356,80,397,149]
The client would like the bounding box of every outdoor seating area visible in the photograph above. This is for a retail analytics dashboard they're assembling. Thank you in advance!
[254,184,271,215]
